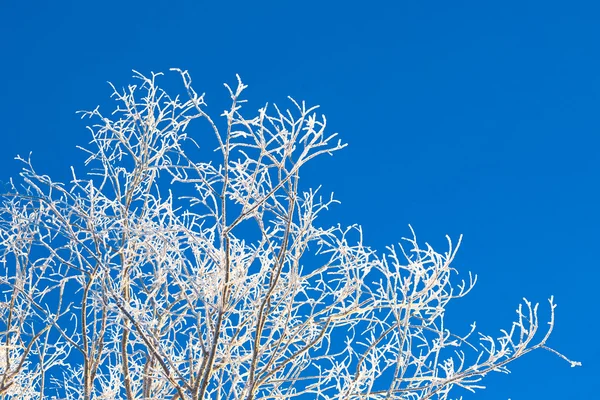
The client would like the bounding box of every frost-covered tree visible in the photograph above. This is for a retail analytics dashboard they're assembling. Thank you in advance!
[0,70,579,399]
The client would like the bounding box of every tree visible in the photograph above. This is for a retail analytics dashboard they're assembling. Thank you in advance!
[0,70,579,400]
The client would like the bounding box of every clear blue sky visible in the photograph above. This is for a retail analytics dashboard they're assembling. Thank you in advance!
[0,1,597,398]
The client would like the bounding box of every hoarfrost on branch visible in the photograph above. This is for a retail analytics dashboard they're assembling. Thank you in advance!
[0,70,579,399]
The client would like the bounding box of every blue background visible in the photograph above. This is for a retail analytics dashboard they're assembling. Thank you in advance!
[0,1,596,398]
